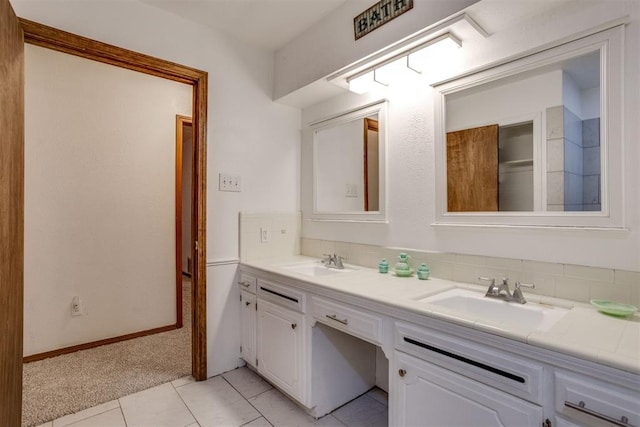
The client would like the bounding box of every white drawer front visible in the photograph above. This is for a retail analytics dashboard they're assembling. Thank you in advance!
[312,296,383,345]
[257,279,306,313]
[238,272,257,294]
[395,321,544,405]
[555,371,640,427]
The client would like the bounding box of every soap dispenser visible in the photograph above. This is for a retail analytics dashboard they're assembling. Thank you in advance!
[378,259,389,273]
[394,253,412,277]
[417,263,430,280]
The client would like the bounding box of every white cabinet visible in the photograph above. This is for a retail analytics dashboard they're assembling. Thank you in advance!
[240,290,256,367]
[238,271,258,368]
[257,298,305,401]
[312,295,384,346]
[554,370,640,427]
[392,350,543,427]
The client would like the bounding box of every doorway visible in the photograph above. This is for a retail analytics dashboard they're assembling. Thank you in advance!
[19,19,208,380]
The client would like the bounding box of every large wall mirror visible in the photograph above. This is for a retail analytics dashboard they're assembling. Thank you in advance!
[311,100,387,222]
[433,25,624,228]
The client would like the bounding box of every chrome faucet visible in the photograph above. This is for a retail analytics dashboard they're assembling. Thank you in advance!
[322,253,346,269]
[479,277,535,304]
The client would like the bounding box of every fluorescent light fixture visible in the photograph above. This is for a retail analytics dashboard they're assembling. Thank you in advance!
[348,71,386,94]
[346,32,462,94]
[408,33,462,73]
[373,57,415,86]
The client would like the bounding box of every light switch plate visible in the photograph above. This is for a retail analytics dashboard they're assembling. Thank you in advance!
[219,173,241,192]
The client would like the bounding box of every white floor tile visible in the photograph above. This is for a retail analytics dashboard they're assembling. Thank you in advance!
[249,389,344,427]
[332,395,387,427]
[242,417,273,427]
[52,400,120,427]
[365,388,388,407]
[176,376,260,427]
[64,408,126,427]
[119,382,195,427]
[34,423,53,427]
[222,367,273,399]
[172,376,195,388]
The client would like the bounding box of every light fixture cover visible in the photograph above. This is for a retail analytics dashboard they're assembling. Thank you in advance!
[348,71,375,94]
[408,34,462,73]
[374,57,415,86]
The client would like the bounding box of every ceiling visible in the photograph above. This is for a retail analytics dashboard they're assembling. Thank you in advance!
[141,0,348,52]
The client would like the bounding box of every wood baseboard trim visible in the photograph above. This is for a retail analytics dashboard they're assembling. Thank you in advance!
[23,324,178,363]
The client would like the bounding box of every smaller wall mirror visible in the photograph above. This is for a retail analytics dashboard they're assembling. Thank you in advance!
[433,26,624,228]
[311,100,387,221]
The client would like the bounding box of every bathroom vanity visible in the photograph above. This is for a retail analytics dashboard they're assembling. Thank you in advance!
[239,257,640,427]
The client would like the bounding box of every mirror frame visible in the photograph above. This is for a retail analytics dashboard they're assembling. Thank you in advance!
[310,100,388,222]
[433,25,625,229]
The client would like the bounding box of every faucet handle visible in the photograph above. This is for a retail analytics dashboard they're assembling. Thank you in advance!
[515,282,535,289]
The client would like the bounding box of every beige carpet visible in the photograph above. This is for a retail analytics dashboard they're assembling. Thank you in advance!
[22,279,192,427]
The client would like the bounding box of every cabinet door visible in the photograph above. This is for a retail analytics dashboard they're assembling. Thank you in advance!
[240,290,256,367]
[257,298,304,400]
[392,351,543,427]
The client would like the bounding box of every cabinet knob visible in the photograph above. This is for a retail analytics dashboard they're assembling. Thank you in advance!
[245,301,251,306]
[398,369,406,378]
[291,323,297,330]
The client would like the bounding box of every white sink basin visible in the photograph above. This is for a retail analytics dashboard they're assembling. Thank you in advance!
[417,288,568,332]
[282,263,355,277]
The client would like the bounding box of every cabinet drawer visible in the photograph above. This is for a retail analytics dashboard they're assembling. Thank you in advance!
[312,296,383,345]
[555,371,640,427]
[395,321,544,405]
[393,350,543,427]
[238,272,257,294]
[257,279,306,313]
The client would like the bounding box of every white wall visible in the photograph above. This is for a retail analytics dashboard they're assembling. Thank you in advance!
[301,0,640,272]
[13,0,301,375]
[23,44,192,356]
[446,70,562,131]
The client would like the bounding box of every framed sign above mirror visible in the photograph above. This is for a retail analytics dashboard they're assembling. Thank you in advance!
[433,25,625,229]
[310,100,388,222]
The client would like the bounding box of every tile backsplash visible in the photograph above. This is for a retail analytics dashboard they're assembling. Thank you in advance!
[239,212,301,261]
[301,238,640,306]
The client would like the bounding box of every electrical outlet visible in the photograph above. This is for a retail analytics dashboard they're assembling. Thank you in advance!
[345,184,358,198]
[71,296,82,316]
[219,173,241,192]
[260,227,270,243]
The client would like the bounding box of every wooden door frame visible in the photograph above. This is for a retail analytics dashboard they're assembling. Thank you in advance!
[1,0,24,424]
[19,19,208,381]
[363,117,379,211]
[175,115,193,329]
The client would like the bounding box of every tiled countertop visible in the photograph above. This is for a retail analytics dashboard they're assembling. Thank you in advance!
[241,256,640,376]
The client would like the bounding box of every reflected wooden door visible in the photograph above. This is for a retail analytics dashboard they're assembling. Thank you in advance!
[446,124,498,212]
[0,0,24,424]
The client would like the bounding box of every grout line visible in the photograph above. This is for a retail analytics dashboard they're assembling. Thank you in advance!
[172,377,200,426]
[238,415,265,427]
[220,373,277,425]
[118,400,129,427]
